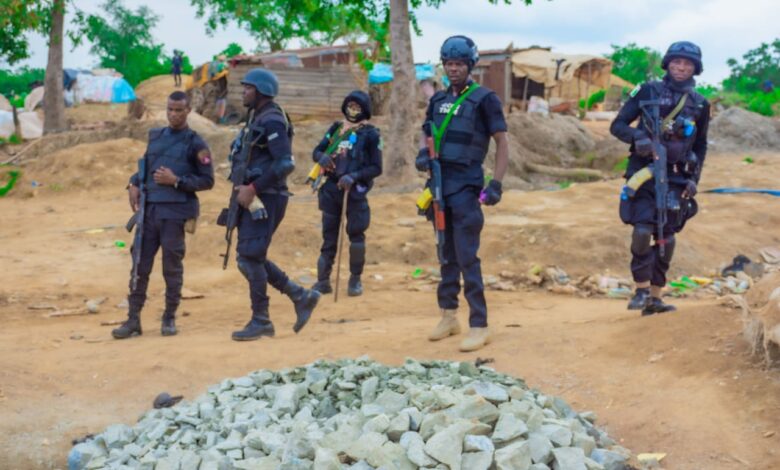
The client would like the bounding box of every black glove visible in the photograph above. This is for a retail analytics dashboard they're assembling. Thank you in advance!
[338,173,354,190]
[683,179,697,198]
[480,179,502,206]
[415,148,431,172]
[634,137,653,157]
[316,151,334,169]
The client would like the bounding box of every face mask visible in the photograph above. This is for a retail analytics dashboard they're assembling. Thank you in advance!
[344,101,365,123]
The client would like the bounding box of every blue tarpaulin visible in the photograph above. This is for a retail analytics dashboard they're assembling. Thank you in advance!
[111,78,136,103]
[368,63,436,85]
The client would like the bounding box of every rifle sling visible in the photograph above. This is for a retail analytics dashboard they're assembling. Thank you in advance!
[661,94,688,131]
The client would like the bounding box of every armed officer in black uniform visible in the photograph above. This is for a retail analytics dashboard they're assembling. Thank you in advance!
[227,68,320,341]
[311,90,382,297]
[610,41,711,316]
[416,36,510,352]
[113,91,214,339]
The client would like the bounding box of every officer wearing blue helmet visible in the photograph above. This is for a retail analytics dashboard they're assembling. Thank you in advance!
[225,68,320,341]
[311,90,383,297]
[610,41,711,316]
[416,35,510,352]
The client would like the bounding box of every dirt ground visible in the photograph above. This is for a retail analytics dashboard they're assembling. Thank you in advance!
[1,132,780,468]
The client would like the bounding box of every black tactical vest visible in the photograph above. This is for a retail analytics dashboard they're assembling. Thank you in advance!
[430,86,492,165]
[145,128,196,203]
[240,103,293,189]
[642,81,706,164]
[333,124,379,179]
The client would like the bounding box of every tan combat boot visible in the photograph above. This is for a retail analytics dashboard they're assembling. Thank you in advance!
[428,309,461,341]
[459,327,490,352]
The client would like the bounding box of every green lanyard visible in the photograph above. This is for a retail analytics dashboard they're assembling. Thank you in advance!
[431,82,481,154]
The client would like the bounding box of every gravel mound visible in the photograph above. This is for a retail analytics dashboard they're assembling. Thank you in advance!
[69,358,631,470]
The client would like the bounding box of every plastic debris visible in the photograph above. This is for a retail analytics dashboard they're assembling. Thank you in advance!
[114,241,126,248]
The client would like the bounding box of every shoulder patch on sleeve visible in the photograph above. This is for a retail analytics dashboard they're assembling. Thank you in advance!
[629,84,642,98]
[197,148,212,165]
[378,137,384,150]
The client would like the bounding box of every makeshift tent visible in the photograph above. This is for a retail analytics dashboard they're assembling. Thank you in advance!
[76,73,136,103]
[511,49,612,103]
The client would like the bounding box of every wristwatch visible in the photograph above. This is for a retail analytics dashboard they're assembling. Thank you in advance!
[173,177,180,189]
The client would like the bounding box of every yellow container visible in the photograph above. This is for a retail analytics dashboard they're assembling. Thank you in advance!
[416,187,433,211]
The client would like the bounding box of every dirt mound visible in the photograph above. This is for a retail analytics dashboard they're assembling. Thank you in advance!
[135,75,193,108]
[710,107,780,152]
[65,103,127,126]
[15,138,146,196]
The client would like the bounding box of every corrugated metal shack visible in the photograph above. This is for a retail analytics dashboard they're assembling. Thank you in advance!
[226,44,369,118]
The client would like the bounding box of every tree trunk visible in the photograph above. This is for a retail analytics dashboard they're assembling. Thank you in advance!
[386,0,417,181]
[43,0,67,135]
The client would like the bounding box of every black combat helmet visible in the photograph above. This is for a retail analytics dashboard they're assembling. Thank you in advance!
[662,41,703,75]
[240,68,279,97]
[440,35,479,71]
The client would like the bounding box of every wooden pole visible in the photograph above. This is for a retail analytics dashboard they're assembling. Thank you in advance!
[585,62,592,111]
[333,189,350,303]
[522,77,530,112]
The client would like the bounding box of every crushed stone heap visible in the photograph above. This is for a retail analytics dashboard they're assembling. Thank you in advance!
[69,358,631,470]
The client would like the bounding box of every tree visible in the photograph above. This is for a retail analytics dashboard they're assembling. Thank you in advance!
[724,38,780,93]
[606,43,663,85]
[219,42,245,58]
[43,0,66,133]
[1,0,66,135]
[71,0,189,87]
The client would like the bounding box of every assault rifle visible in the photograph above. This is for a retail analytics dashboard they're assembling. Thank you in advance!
[426,136,446,264]
[638,96,669,257]
[220,113,266,269]
[125,158,147,291]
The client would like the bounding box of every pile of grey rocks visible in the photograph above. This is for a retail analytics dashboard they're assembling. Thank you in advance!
[68,358,631,470]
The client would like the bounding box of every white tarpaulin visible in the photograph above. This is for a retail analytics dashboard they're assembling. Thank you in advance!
[0,110,43,139]
[511,49,612,89]
[24,86,45,111]
[0,94,11,112]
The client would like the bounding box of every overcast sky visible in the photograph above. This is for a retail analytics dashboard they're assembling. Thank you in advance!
[12,0,780,85]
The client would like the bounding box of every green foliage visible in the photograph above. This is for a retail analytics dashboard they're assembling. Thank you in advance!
[578,89,606,110]
[190,0,532,53]
[723,38,779,94]
[694,39,780,117]
[218,42,244,58]
[71,0,192,86]
[0,67,44,98]
[612,157,629,172]
[607,43,663,85]
[694,84,719,100]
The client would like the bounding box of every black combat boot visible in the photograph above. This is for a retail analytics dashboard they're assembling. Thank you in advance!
[641,297,677,316]
[627,287,651,310]
[282,280,321,333]
[161,310,177,337]
[312,279,333,294]
[231,311,275,341]
[313,255,334,294]
[347,275,363,297]
[112,311,142,339]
